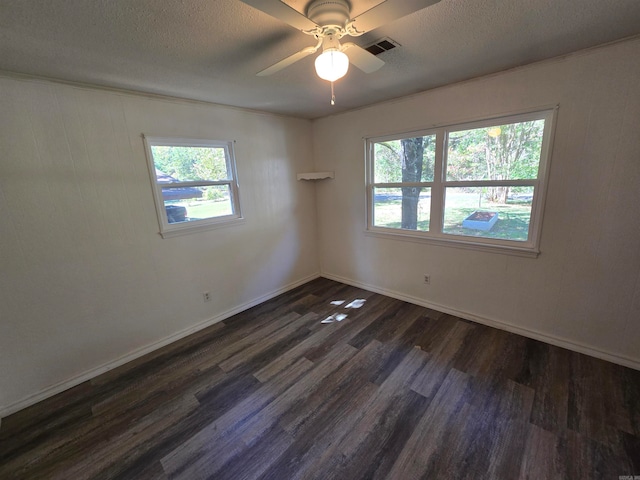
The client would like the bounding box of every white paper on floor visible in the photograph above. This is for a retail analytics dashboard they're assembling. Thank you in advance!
[334,313,347,322]
[344,299,366,309]
[321,316,335,324]
[330,300,345,305]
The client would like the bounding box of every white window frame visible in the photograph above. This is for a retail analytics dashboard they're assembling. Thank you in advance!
[143,135,243,238]
[365,108,557,257]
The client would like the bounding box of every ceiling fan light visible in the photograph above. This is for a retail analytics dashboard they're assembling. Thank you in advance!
[315,49,349,82]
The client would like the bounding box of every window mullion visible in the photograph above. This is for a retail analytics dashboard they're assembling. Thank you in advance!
[443,179,538,188]
[365,139,374,229]
[430,128,446,234]
[159,180,231,188]
[372,182,432,188]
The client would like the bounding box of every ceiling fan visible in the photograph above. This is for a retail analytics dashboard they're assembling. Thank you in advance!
[241,0,441,103]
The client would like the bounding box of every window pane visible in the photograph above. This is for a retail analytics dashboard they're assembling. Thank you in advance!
[374,135,436,183]
[163,185,233,223]
[446,120,545,181]
[373,187,430,231]
[443,187,533,241]
[151,146,229,182]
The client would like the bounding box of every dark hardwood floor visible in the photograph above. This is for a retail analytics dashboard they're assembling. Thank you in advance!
[1,278,639,479]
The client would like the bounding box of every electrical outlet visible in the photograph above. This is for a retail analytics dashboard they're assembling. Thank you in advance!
[423,274,431,285]
[203,292,211,302]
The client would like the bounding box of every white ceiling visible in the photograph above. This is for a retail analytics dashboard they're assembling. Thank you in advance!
[1,0,639,119]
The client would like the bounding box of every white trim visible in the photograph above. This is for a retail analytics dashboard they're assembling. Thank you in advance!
[0,273,320,419]
[364,229,540,257]
[320,272,640,371]
[362,105,559,144]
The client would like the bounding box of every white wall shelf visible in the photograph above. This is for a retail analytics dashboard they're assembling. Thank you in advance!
[297,171,334,181]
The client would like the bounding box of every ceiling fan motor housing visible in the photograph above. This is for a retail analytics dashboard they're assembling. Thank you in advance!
[306,0,351,28]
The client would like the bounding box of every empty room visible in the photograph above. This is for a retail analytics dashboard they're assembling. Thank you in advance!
[1,0,639,478]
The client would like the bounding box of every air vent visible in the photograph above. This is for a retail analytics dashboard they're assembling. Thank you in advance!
[364,37,400,56]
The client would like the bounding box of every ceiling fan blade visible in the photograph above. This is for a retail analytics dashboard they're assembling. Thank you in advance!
[349,0,441,34]
[257,45,319,76]
[240,0,319,32]
[341,43,385,73]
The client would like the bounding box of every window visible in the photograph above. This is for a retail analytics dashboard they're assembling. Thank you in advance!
[143,136,242,237]
[366,109,556,256]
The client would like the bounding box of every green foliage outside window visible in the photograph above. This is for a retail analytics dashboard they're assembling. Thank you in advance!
[447,120,544,202]
[151,146,229,200]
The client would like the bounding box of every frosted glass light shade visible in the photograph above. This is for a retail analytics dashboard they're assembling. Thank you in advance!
[314,50,349,81]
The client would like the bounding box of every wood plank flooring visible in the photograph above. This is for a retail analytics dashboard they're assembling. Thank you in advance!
[1,278,639,479]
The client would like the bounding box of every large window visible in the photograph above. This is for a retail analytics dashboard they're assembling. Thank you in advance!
[143,136,242,237]
[366,109,555,256]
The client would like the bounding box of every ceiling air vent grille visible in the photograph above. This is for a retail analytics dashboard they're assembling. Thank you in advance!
[364,37,400,56]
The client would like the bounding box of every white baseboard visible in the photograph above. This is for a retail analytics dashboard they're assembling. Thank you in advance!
[321,272,640,371]
[0,273,321,419]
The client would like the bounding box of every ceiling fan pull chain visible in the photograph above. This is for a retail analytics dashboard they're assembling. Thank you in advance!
[331,81,336,105]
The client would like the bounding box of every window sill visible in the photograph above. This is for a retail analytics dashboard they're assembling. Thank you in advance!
[159,217,245,238]
[365,228,540,258]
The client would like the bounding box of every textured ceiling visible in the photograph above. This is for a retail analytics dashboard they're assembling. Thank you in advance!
[1,0,639,119]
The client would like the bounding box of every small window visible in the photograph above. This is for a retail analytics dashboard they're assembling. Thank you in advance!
[366,109,556,256]
[143,136,242,237]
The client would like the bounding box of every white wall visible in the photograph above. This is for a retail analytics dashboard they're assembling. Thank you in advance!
[0,77,319,414]
[313,38,640,368]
